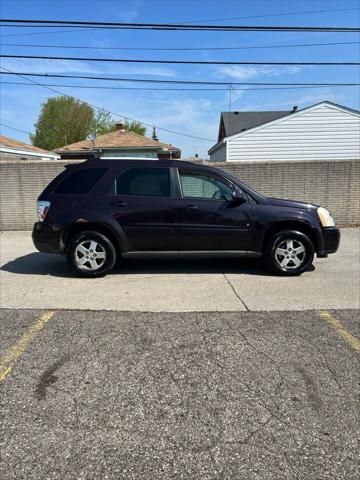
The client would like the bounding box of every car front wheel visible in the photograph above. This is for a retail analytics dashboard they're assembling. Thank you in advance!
[67,231,117,277]
[264,230,314,276]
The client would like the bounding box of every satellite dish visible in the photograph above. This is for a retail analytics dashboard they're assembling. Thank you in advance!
[87,132,96,142]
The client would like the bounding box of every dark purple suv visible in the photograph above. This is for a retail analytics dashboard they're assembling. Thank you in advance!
[32,158,340,277]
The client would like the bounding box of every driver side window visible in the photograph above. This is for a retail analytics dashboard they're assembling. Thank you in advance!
[179,170,233,201]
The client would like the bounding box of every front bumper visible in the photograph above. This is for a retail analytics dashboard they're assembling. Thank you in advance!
[318,226,340,257]
[32,222,61,254]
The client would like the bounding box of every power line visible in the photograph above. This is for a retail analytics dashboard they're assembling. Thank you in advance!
[0,66,216,142]
[0,27,101,38]
[0,122,31,135]
[178,7,360,24]
[2,80,359,92]
[1,72,359,87]
[1,7,359,38]
[2,40,359,52]
[1,19,359,32]
[2,54,359,66]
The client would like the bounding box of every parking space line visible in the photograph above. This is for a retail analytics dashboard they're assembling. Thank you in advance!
[0,311,55,382]
[319,310,360,353]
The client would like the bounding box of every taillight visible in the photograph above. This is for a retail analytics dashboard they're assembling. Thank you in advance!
[37,201,51,222]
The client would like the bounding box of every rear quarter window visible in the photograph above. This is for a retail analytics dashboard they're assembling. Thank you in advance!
[53,168,108,194]
[116,167,170,197]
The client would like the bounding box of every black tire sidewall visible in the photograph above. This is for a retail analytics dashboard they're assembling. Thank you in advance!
[67,231,116,277]
[265,230,314,276]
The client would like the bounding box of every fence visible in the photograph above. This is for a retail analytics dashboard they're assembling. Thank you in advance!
[0,159,359,230]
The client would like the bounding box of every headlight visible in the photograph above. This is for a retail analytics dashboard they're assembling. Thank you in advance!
[317,207,335,227]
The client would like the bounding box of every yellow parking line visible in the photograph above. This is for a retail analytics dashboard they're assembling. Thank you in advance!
[0,311,55,382]
[319,310,360,353]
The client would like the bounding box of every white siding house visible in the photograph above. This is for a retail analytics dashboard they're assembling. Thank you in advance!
[209,142,226,162]
[209,101,360,162]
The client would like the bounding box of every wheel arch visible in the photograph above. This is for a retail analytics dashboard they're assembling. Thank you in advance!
[61,221,125,256]
[262,221,320,253]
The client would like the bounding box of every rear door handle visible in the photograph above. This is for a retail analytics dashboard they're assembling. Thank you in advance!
[111,200,127,207]
[186,204,198,210]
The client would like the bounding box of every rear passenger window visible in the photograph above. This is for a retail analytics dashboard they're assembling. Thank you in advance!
[116,168,170,197]
[53,168,107,194]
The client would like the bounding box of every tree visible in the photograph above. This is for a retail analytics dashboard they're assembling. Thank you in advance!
[152,126,159,141]
[31,97,95,150]
[31,96,146,150]
[123,120,146,136]
[91,109,116,136]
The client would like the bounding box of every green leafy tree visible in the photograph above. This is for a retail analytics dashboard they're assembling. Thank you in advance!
[31,96,146,150]
[91,109,117,136]
[123,120,146,136]
[31,96,95,150]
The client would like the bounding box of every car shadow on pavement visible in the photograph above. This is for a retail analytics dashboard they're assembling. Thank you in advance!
[1,253,76,278]
[0,252,285,277]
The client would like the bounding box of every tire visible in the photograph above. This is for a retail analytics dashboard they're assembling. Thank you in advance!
[264,230,314,276]
[67,231,116,277]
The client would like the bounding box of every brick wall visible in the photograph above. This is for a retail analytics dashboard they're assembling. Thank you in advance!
[0,152,58,161]
[194,159,360,227]
[0,160,83,230]
[0,159,359,230]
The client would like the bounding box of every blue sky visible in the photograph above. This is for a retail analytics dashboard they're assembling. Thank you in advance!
[0,0,359,157]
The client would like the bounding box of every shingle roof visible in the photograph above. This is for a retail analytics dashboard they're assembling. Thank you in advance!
[219,110,292,140]
[0,134,56,155]
[55,129,180,152]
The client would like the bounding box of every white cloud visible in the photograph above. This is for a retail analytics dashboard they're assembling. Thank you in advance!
[0,58,176,77]
[104,94,218,157]
[115,0,144,22]
[240,90,347,111]
[215,65,302,80]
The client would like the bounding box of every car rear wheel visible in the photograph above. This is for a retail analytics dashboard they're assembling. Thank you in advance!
[264,230,314,276]
[67,231,116,277]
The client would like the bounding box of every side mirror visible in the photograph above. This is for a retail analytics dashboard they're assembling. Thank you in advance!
[231,188,246,205]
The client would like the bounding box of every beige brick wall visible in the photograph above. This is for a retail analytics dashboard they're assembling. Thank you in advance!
[0,160,83,230]
[194,159,360,227]
[0,159,359,230]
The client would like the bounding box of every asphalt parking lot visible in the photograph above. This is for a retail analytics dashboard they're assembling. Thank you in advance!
[0,228,359,311]
[0,308,359,479]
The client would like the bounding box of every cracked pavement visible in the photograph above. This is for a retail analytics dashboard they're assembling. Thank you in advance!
[1,308,359,479]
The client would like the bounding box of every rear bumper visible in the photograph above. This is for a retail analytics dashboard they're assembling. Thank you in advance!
[318,226,340,256]
[32,222,61,254]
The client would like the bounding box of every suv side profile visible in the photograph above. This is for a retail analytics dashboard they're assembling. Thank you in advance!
[32,158,340,277]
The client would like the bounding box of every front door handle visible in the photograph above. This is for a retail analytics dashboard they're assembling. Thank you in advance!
[186,204,198,210]
[111,200,127,207]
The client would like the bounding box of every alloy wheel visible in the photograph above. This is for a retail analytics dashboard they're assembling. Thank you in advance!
[274,238,306,270]
[74,240,106,272]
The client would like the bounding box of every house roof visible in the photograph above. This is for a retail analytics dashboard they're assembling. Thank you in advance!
[210,101,360,155]
[55,128,180,153]
[218,110,292,140]
[0,134,57,156]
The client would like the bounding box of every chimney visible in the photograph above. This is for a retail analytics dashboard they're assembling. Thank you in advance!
[292,106,298,113]
[115,121,126,131]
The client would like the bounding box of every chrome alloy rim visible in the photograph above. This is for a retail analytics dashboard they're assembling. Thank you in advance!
[74,240,106,271]
[275,239,306,269]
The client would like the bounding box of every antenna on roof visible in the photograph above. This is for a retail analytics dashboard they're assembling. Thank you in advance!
[87,132,96,148]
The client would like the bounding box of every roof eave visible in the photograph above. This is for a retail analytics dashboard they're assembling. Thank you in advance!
[56,145,181,153]
[0,146,60,158]
[208,138,225,155]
